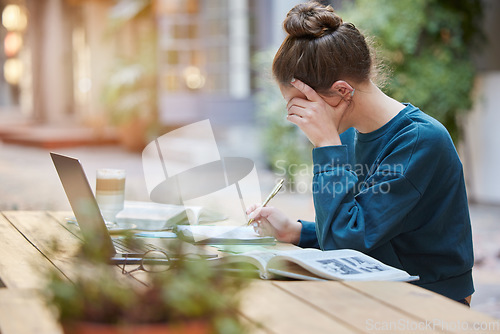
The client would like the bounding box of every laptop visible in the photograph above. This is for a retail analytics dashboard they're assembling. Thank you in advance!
[50,152,215,264]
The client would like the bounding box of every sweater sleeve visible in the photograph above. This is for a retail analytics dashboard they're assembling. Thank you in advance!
[311,145,422,252]
[297,220,320,248]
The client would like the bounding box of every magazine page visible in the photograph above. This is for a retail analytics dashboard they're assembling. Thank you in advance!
[266,261,326,281]
[213,251,278,279]
[267,249,419,282]
[208,251,275,279]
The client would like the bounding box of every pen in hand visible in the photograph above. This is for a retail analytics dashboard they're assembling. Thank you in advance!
[247,178,285,226]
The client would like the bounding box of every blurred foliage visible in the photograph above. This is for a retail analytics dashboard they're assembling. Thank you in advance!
[341,0,484,143]
[253,50,313,185]
[42,238,249,333]
[101,0,159,138]
[102,59,157,126]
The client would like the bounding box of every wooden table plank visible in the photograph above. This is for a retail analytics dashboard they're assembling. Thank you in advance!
[274,281,442,333]
[2,211,498,334]
[46,211,81,238]
[239,281,361,334]
[2,211,83,280]
[17,211,150,289]
[0,289,63,334]
[0,213,56,289]
[345,281,500,333]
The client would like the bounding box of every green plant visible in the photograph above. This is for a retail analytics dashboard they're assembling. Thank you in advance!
[341,0,484,143]
[101,0,159,141]
[102,59,157,127]
[42,238,249,333]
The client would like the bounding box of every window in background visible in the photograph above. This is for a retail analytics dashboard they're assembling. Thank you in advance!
[156,0,250,98]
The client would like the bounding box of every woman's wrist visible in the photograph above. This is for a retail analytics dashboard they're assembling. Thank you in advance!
[315,135,342,147]
[283,220,303,244]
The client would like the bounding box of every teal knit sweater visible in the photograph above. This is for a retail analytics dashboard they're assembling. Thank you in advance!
[298,104,474,301]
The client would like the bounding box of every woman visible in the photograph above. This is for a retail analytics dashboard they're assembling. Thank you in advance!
[247,1,474,304]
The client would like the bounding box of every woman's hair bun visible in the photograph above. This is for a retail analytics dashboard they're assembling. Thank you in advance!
[284,1,343,38]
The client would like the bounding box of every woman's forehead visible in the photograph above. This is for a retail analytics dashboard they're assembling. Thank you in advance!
[279,84,307,101]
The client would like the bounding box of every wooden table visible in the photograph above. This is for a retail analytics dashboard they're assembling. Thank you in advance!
[1,211,498,334]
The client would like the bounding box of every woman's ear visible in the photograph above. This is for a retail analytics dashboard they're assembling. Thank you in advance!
[331,81,354,98]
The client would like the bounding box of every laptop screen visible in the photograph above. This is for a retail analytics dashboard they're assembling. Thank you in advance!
[50,152,116,258]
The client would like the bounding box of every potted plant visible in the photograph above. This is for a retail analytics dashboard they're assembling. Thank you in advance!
[41,238,249,334]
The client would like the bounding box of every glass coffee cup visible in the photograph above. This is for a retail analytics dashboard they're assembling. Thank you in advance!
[95,168,126,228]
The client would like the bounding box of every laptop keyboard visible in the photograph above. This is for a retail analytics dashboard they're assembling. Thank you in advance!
[112,238,160,254]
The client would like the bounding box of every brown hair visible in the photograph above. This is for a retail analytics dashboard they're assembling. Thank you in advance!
[272,1,374,94]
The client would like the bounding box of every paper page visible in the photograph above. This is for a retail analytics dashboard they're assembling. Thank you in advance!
[267,264,326,281]
[116,201,227,230]
[185,206,227,224]
[175,225,272,241]
[210,244,275,254]
[116,201,186,230]
[269,249,417,282]
[216,251,278,279]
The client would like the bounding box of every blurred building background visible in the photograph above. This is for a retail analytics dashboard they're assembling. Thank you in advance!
[0,0,499,205]
[0,0,299,128]
[1,0,500,318]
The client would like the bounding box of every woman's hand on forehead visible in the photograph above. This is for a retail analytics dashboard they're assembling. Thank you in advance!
[285,79,349,147]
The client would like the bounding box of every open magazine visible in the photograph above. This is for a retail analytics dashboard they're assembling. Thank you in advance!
[210,248,419,282]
